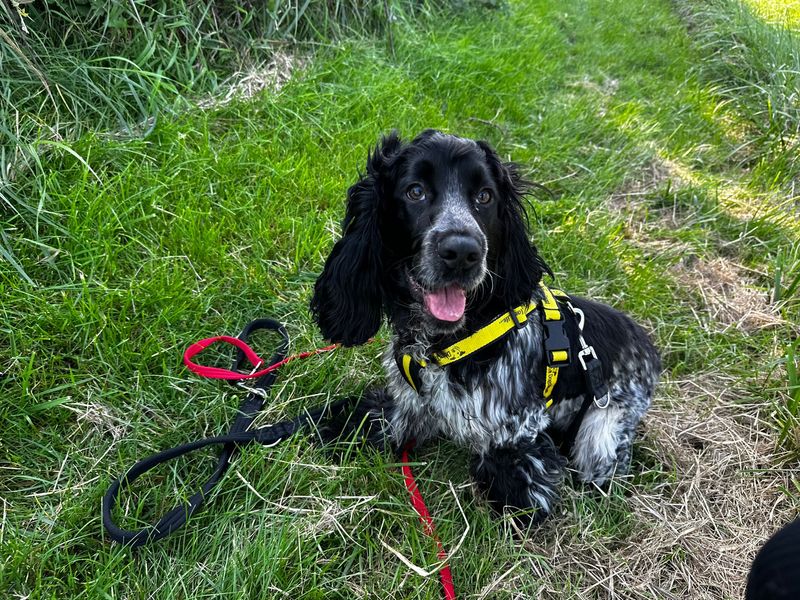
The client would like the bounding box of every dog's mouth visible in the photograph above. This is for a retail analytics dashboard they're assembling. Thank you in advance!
[423,285,466,322]
[407,273,469,323]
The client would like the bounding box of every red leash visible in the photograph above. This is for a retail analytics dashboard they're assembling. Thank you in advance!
[185,333,457,598]
[402,442,457,600]
[183,335,338,380]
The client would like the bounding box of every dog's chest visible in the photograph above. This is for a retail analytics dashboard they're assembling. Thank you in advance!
[385,324,548,450]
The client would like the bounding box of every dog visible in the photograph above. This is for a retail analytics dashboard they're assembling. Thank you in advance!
[311,130,660,525]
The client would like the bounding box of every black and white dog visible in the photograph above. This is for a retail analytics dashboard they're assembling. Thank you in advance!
[311,130,660,525]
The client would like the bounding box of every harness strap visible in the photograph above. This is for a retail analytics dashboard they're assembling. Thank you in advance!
[540,282,570,404]
[432,301,537,365]
[397,354,428,394]
[397,282,573,407]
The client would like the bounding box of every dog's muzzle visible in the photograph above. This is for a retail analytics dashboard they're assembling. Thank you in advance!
[437,232,482,273]
[413,229,487,323]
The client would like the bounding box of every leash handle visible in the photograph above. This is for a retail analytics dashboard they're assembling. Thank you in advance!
[103,319,296,546]
[183,335,267,380]
[102,425,296,546]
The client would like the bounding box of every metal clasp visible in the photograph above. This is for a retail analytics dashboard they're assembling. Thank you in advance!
[577,345,596,370]
[578,345,610,409]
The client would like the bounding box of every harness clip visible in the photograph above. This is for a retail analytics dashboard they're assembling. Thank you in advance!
[577,345,597,370]
[543,319,571,367]
[578,346,610,409]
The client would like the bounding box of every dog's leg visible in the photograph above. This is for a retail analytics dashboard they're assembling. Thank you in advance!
[569,391,650,487]
[318,386,434,452]
[470,433,566,526]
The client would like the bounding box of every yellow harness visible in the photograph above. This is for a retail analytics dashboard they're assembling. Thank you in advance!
[396,282,572,407]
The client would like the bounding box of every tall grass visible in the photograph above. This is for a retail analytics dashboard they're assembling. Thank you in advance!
[0,0,447,284]
[680,0,800,188]
[680,1,800,441]
[2,0,400,141]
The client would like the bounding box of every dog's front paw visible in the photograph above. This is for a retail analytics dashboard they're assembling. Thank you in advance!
[471,433,565,526]
[316,388,396,451]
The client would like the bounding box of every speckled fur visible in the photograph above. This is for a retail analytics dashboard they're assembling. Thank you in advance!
[311,130,661,525]
[382,314,550,453]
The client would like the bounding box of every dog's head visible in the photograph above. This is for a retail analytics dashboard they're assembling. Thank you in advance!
[311,129,550,345]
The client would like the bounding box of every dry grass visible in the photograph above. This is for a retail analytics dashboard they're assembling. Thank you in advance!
[64,401,128,441]
[479,375,795,599]
[609,158,789,332]
[609,156,685,212]
[488,158,799,598]
[608,156,697,257]
[672,257,788,332]
[198,52,305,109]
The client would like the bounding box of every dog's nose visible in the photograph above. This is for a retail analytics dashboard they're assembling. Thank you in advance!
[437,234,482,271]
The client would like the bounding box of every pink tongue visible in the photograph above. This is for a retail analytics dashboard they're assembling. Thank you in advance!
[424,285,466,322]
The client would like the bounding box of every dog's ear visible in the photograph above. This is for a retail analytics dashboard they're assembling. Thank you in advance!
[310,132,403,345]
[477,141,553,307]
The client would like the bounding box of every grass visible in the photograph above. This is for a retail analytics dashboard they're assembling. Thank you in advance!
[1,0,799,598]
[1,0,403,141]
[0,0,439,284]
[678,0,800,191]
[743,0,800,28]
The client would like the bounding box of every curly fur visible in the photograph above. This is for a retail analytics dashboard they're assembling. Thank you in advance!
[312,130,660,525]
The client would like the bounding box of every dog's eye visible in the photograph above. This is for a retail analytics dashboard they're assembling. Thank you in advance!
[406,184,425,201]
[476,189,492,205]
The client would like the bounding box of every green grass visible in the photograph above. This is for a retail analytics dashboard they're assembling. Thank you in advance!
[678,0,800,190]
[744,0,800,28]
[0,0,444,284]
[1,0,411,142]
[1,0,799,598]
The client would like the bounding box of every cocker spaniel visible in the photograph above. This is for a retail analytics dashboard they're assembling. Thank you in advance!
[311,130,660,525]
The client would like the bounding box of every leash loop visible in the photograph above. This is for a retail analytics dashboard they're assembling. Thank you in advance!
[183,335,266,379]
[102,319,346,547]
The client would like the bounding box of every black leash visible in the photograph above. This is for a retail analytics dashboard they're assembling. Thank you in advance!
[102,310,610,546]
[102,318,349,546]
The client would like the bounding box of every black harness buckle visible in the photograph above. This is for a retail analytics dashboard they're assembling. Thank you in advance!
[543,318,571,367]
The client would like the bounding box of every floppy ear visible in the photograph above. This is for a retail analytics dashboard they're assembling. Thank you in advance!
[477,141,553,307]
[310,132,403,346]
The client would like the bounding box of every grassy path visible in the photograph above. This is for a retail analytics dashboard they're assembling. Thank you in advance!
[2,0,798,598]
